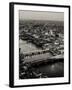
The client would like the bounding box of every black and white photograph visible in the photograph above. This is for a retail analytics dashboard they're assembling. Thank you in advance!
[9,2,70,87]
[19,10,64,79]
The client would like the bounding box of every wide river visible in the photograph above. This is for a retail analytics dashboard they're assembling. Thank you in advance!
[19,39,42,53]
[19,39,64,77]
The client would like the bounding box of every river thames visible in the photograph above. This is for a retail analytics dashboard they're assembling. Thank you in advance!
[19,39,64,78]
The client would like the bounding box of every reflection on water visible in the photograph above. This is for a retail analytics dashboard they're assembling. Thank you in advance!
[19,40,64,78]
[34,61,64,77]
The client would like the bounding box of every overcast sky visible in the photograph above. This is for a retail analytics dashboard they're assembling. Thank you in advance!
[19,10,64,21]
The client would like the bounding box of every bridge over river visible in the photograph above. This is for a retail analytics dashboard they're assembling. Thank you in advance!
[19,39,64,78]
[19,39,64,64]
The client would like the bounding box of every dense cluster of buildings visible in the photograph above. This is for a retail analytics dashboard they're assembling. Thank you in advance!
[19,21,64,55]
[19,21,64,79]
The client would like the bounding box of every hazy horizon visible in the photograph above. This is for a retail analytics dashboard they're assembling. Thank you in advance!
[19,10,64,21]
